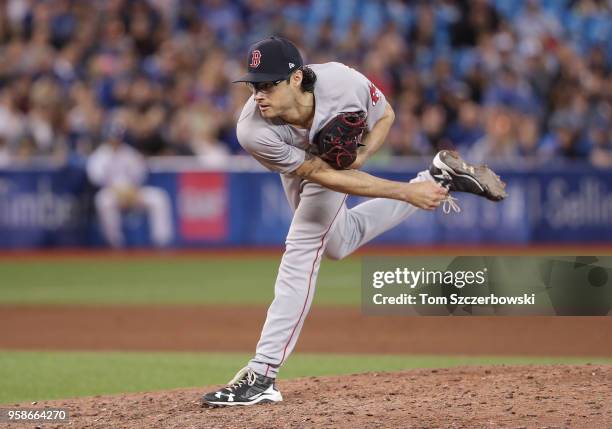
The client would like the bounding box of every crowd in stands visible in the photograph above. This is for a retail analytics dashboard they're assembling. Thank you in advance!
[0,0,609,169]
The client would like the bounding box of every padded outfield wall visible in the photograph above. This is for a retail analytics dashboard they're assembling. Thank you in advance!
[0,162,611,248]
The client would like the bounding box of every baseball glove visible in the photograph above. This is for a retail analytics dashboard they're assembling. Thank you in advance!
[314,111,367,169]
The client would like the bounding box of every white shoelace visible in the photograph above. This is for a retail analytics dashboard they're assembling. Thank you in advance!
[442,194,461,214]
[226,366,257,391]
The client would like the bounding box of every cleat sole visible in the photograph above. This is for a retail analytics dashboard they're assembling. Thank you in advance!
[436,151,507,201]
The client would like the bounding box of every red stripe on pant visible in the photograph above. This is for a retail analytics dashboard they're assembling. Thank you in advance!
[264,195,348,378]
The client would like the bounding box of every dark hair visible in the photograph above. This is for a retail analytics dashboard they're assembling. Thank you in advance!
[287,66,317,93]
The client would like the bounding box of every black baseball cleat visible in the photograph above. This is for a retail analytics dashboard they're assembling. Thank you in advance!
[201,366,282,407]
[430,150,508,202]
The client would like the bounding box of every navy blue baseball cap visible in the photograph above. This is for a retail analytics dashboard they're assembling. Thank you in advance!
[233,37,303,83]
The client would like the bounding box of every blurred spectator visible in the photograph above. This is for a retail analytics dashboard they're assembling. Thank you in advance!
[0,88,25,144]
[445,100,484,149]
[86,125,173,248]
[409,4,437,50]
[420,104,452,152]
[589,125,612,167]
[67,83,104,156]
[451,0,500,47]
[27,76,66,156]
[170,100,230,162]
[484,66,539,114]
[0,137,10,167]
[387,111,429,157]
[469,107,518,163]
[539,111,590,160]
[514,0,562,43]
[516,115,541,158]
[117,76,169,156]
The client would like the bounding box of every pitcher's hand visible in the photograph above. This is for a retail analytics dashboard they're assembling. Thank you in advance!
[402,182,448,210]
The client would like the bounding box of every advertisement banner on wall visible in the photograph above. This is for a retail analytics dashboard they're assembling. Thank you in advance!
[0,164,611,248]
[0,167,89,247]
[177,172,228,242]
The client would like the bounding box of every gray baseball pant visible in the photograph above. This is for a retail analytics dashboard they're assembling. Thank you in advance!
[249,170,433,377]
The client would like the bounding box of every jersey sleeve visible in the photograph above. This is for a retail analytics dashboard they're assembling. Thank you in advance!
[351,68,388,131]
[237,120,306,174]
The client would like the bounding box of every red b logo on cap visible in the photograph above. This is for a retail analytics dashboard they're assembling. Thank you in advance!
[250,50,261,68]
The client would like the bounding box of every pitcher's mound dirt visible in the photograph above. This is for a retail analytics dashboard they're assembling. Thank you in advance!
[13,364,611,429]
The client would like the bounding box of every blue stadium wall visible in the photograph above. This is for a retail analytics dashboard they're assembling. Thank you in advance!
[0,165,611,248]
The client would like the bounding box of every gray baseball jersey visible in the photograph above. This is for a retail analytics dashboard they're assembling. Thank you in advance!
[237,62,433,378]
[237,62,387,174]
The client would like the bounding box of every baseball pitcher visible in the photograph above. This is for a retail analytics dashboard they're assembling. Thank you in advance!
[202,37,506,407]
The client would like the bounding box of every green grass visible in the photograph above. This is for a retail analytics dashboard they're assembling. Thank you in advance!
[0,351,610,404]
[2,256,610,404]
[0,256,361,306]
